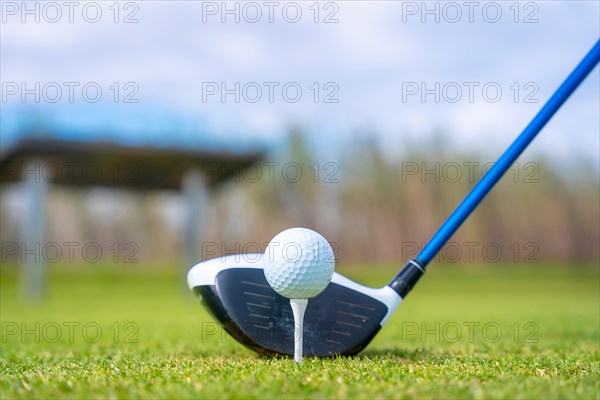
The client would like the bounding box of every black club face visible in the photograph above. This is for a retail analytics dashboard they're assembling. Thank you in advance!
[192,268,390,357]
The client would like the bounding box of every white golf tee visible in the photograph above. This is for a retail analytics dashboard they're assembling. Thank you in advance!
[289,298,308,364]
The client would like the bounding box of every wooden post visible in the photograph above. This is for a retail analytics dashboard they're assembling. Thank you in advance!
[21,159,47,301]
[182,169,207,285]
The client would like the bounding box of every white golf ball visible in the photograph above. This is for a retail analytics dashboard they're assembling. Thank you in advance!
[263,227,335,299]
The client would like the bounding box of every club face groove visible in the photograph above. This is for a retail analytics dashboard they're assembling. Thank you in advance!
[192,268,388,357]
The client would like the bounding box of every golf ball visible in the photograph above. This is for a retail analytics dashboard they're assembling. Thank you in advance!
[263,227,335,299]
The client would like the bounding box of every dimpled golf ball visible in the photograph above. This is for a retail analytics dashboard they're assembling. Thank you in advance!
[263,227,335,299]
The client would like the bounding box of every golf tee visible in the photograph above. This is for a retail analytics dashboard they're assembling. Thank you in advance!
[289,298,308,364]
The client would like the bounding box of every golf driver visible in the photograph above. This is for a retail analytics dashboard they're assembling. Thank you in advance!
[188,39,600,357]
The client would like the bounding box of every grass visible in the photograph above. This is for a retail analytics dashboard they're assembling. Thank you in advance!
[1,261,598,399]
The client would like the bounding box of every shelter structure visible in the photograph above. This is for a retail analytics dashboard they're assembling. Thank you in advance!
[1,120,265,300]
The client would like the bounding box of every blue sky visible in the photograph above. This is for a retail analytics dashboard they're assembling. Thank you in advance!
[1,1,599,166]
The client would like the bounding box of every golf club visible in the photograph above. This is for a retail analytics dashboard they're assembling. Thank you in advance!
[188,39,600,357]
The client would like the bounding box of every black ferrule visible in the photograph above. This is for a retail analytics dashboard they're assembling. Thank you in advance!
[388,260,425,298]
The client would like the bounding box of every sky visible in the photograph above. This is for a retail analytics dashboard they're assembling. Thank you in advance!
[1,1,599,167]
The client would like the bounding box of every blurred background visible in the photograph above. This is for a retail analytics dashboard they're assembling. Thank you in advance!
[2,5,599,398]
[1,1,599,272]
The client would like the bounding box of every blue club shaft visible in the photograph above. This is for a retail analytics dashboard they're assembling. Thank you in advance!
[416,39,600,266]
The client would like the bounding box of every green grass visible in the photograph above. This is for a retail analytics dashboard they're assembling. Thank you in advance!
[1,262,598,399]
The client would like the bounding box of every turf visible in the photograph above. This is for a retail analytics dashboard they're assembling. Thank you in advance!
[1,262,598,399]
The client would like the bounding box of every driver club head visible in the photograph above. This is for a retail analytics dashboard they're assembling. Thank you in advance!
[187,253,402,357]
